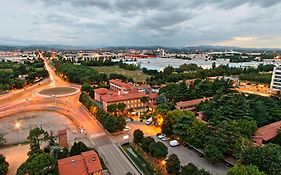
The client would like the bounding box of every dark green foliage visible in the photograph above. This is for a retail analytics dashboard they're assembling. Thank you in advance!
[133,129,144,144]
[148,142,168,160]
[119,61,139,70]
[227,164,265,175]
[239,73,272,84]
[27,127,49,156]
[140,96,149,103]
[109,73,128,81]
[270,130,281,145]
[241,144,281,175]
[0,60,48,93]
[180,163,212,175]
[141,137,155,153]
[69,141,90,156]
[200,93,281,127]
[16,153,57,175]
[0,154,9,175]
[166,154,180,175]
[81,58,115,66]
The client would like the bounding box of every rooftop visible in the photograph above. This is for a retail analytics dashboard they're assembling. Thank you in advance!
[58,150,102,175]
[176,98,211,108]
[109,79,135,90]
[94,88,110,95]
[254,121,281,142]
[101,92,146,103]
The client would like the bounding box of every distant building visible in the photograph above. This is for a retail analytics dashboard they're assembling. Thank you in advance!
[253,121,281,145]
[270,66,281,94]
[58,150,102,175]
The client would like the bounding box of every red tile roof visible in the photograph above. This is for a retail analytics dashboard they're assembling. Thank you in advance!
[101,92,146,103]
[254,121,281,142]
[148,93,158,99]
[58,150,102,175]
[109,79,135,90]
[58,129,68,148]
[176,98,211,108]
[94,88,110,95]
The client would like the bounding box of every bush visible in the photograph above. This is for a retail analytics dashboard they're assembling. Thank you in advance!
[166,154,180,175]
[149,142,168,160]
[133,129,144,144]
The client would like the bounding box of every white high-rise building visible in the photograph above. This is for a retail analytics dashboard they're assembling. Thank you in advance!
[270,66,281,94]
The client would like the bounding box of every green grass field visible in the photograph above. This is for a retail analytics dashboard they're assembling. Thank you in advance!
[92,66,149,82]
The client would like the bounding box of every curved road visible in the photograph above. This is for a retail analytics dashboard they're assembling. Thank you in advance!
[0,57,140,175]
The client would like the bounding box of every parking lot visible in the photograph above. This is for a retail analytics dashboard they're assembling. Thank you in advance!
[154,136,228,175]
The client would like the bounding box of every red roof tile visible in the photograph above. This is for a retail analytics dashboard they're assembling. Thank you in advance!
[58,150,102,175]
[109,79,135,90]
[176,98,211,108]
[94,88,110,95]
[254,121,281,141]
[101,92,146,103]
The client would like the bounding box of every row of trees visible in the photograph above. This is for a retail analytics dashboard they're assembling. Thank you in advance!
[0,60,48,93]
[147,64,274,85]
[79,92,126,133]
[118,61,139,70]
[239,73,272,84]
[81,58,116,66]
[199,93,281,127]
[159,78,233,102]
[0,155,8,175]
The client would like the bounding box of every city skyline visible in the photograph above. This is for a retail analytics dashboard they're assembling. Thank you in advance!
[0,0,281,48]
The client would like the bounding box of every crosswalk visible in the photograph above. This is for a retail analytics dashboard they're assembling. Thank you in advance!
[90,132,106,139]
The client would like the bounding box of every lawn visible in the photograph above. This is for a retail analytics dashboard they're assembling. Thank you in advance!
[122,144,155,175]
[92,66,149,82]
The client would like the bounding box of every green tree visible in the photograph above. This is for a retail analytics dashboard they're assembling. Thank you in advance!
[27,127,49,155]
[156,94,168,105]
[166,154,180,175]
[0,154,9,175]
[16,153,56,175]
[107,104,118,113]
[117,103,126,113]
[0,133,6,147]
[149,142,168,160]
[69,141,90,156]
[227,164,265,175]
[133,129,144,144]
[141,137,155,153]
[204,144,224,163]
[140,96,149,103]
[241,144,281,175]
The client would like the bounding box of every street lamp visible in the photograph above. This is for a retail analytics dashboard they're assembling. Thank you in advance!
[15,122,21,145]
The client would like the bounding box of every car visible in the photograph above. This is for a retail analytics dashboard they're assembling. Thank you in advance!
[169,140,180,147]
[145,117,153,125]
[157,133,166,139]
[123,125,131,131]
[161,137,170,141]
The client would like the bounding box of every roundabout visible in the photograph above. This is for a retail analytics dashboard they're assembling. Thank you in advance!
[37,86,80,97]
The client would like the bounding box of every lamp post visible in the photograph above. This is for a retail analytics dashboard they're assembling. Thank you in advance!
[15,122,21,145]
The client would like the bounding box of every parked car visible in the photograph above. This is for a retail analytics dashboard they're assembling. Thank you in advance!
[169,140,180,147]
[146,117,153,125]
[161,137,170,141]
[123,125,131,131]
[157,133,166,139]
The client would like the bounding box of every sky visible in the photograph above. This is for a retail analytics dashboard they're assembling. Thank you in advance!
[0,0,281,48]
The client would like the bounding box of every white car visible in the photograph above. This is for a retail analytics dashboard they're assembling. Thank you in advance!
[157,133,166,139]
[123,125,131,131]
[169,140,180,147]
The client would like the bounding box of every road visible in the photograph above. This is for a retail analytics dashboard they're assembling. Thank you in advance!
[0,57,140,175]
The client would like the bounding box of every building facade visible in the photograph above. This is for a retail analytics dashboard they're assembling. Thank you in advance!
[270,66,281,94]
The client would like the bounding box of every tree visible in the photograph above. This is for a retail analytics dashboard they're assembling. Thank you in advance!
[117,103,126,113]
[180,163,212,175]
[156,94,167,105]
[81,84,92,92]
[241,144,281,175]
[27,127,49,155]
[0,154,8,175]
[166,154,180,175]
[204,144,224,163]
[227,164,265,175]
[140,96,149,103]
[16,153,56,175]
[107,104,117,113]
[133,129,144,144]
[149,142,168,160]
[69,141,90,156]
[141,137,155,153]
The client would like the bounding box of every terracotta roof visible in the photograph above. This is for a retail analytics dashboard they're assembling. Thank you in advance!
[58,150,102,175]
[101,92,146,103]
[254,121,281,141]
[148,93,158,99]
[176,98,211,108]
[81,151,102,174]
[94,88,110,95]
[109,79,135,90]
[58,129,68,148]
